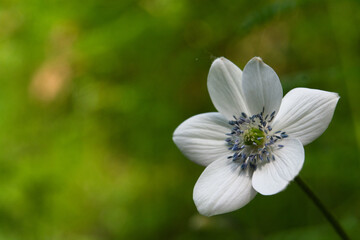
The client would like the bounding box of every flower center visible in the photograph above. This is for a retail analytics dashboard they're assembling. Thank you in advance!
[225,109,288,171]
[243,128,265,146]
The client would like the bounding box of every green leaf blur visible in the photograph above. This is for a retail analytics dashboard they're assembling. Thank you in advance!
[0,0,359,239]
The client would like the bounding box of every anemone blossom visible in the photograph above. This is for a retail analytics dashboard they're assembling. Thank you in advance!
[173,57,339,216]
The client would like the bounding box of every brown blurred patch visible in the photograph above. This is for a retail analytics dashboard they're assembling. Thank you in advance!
[30,57,71,103]
[29,23,78,104]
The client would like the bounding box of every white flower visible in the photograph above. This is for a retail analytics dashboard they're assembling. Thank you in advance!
[173,57,339,216]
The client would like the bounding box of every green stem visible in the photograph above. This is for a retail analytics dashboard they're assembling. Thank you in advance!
[294,176,350,240]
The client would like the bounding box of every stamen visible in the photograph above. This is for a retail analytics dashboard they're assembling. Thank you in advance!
[225,107,286,171]
[229,120,237,125]
[281,132,288,138]
[250,163,257,170]
[241,163,247,170]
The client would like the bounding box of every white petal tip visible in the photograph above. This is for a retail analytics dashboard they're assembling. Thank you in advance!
[252,182,288,196]
[325,91,340,106]
[211,57,228,66]
[194,200,234,217]
[172,126,180,141]
[252,56,263,62]
[251,171,289,196]
[327,90,340,100]
[196,206,215,217]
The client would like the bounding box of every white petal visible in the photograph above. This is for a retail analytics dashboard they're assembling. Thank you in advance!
[242,57,283,117]
[207,57,249,120]
[193,159,257,216]
[252,138,304,195]
[272,88,340,145]
[173,112,231,166]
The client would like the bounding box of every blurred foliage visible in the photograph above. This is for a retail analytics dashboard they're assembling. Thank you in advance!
[0,0,359,239]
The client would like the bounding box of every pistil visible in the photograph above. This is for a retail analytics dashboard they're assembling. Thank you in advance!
[243,128,265,146]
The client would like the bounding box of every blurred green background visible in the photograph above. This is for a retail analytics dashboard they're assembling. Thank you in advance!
[0,0,359,239]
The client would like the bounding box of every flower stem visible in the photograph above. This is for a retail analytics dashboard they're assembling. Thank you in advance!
[294,176,350,240]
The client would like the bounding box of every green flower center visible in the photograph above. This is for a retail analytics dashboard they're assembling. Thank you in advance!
[243,128,265,146]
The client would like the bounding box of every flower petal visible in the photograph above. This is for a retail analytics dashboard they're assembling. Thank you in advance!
[173,112,231,166]
[272,88,340,145]
[207,57,249,120]
[252,138,304,195]
[242,57,283,117]
[193,159,257,216]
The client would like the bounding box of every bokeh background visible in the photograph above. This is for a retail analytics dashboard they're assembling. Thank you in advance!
[0,0,359,239]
